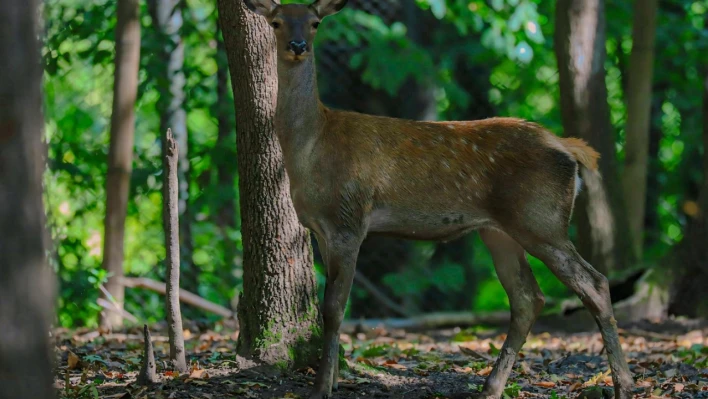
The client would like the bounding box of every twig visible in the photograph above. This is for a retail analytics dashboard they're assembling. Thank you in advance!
[354,271,411,317]
[137,325,157,385]
[119,276,235,319]
[163,128,187,373]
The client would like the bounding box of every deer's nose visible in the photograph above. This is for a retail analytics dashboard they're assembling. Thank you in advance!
[288,40,307,55]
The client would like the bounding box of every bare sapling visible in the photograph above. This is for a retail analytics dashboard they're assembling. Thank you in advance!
[240,0,635,398]
[163,128,188,373]
[137,324,157,385]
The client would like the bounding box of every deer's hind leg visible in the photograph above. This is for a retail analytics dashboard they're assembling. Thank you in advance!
[477,229,545,399]
[518,238,634,399]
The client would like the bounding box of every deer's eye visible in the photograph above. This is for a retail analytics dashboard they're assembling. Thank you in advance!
[271,21,281,29]
[312,22,320,29]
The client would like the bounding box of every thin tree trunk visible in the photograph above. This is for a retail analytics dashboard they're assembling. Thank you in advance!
[554,0,633,274]
[101,0,141,330]
[162,129,187,372]
[643,93,664,249]
[217,0,322,366]
[622,0,659,258]
[0,1,55,397]
[215,20,238,267]
[150,0,197,293]
[669,69,708,317]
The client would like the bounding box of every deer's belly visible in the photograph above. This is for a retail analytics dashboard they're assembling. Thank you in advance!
[366,207,492,241]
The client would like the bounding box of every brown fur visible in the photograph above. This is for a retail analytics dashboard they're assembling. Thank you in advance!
[241,1,634,398]
[559,137,600,171]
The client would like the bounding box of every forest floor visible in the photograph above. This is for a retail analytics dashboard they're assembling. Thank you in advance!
[54,316,708,399]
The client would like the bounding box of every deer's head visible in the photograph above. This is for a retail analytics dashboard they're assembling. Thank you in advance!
[243,0,347,62]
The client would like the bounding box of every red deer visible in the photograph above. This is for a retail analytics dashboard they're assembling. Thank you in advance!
[241,0,634,397]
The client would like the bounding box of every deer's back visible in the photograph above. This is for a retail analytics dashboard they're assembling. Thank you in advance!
[307,110,578,239]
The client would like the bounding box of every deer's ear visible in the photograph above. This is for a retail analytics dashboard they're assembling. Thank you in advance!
[243,0,278,16]
[310,0,347,18]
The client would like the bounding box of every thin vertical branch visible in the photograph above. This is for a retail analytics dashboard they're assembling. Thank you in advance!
[137,324,157,385]
[163,128,187,372]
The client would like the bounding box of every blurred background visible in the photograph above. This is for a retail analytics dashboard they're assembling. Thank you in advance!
[43,0,708,328]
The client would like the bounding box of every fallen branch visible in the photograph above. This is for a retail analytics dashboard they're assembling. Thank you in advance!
[618,328,675,341]
[74,331,171,343]
[119,276,235,319]
[96,297,138,324]
[341,311,510,333]
[137,325,157,385]
[354,271,411,318]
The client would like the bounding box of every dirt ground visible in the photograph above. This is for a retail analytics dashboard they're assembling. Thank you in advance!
[54,317,708,399]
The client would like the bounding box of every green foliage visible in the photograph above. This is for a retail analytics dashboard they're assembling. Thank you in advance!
[43,0,708,326]
[44,0,239,327]
[503,382,521,398]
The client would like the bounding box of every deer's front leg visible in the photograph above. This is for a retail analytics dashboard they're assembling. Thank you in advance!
[310,232,361,399]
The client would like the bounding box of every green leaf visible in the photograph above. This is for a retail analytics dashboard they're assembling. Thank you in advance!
[514,41,533,63]
[490,0,504,12]
[429,0,447,19]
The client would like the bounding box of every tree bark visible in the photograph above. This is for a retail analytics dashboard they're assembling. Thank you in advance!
[150,0,197,293]
[622,0,658,258]
[162,129,187,372]
[554,0,633,274]
[137,325,157,385]
[0,1,55,397]
[217,0,322,366]
[101,0,141,330]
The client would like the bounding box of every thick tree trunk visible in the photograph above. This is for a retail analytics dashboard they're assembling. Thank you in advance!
[0,1,55,396]
[217,0,322,366]
[669,70,708,317]
[101,0,141,330]
[622,0,658,258]
[150,0,197,293]
[554,0,633,274]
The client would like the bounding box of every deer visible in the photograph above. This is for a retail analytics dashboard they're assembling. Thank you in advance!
[240,0,634,398]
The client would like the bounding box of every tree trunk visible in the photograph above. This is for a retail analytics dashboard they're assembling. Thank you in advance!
[162,129,188,372]
[643,92,665,249]
[150,0,197,293]
[101,0,141,330]
[217,0,322,366]
[215,19,239,268]
[0,1,55,397]
[554,0,633,274]
[669,69,708,317]
[622,0,658,259]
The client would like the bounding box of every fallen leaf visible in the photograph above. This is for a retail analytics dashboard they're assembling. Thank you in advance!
[533,381,556,388]
[477,366,493,376]
[189,368,208,379]
[67,351,81,370]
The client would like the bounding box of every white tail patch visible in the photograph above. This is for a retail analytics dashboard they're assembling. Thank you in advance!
[574,173,583,198]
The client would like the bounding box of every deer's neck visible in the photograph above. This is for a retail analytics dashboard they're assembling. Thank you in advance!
[276,56,325,173]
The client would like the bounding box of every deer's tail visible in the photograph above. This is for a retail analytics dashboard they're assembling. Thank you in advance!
[560,137,600,172]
